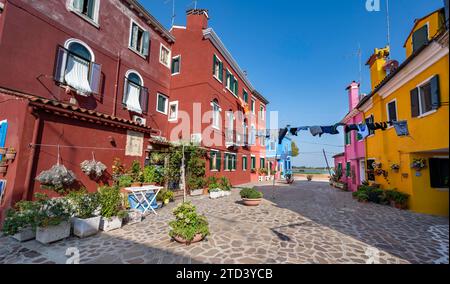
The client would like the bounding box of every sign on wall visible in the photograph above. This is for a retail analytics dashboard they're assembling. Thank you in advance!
[125,130,144,157]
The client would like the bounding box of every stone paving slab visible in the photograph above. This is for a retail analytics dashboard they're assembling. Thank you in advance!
[0,181,448,264]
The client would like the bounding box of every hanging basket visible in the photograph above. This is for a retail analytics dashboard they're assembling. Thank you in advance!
[36,164,76,194]
[80,159,107,179]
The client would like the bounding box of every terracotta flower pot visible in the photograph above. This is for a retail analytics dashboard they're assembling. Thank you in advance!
[242,198,262,206]
[202,188,209,195]
[5,153,16,160]
[131,182,142,187]
[0,164,7,174]
[173,233,205,245]
[0,148,6,155]
[142,182,156,186]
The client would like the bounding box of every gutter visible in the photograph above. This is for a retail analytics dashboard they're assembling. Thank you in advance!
[23,105,40,201]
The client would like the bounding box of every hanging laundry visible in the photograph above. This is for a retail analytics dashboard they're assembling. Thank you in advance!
[310,126,323,137]
[290,126,309,136]
[393,121,409,136]
[374,122,388,131]
[278,128,288,144]
[319,123,346,137]
[345,124,359,133]
[357,124,370,139]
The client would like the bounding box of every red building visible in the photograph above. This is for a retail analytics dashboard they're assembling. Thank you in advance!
[0,0,175,221]
[169,9,269,185]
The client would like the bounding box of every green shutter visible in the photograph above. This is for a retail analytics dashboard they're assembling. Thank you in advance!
[430,75,441,110]
[142,31,150,56]
[219,62,223,81]
[243,157,247,170]
[412,25,428,52]
[210,151,214,170]
[346,162,351,177]
[213,55,217,75]
[410,88,420,117]
[217,151,221,171]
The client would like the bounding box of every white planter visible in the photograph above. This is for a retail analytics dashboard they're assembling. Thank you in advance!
[190,189,203,196]
[72,216,101,238]
[100,216,123,232]
[209,190,223,199]
[125,209,143,225]
[12,227,36,242]
[36,221,71,244]
[223,191,231,197]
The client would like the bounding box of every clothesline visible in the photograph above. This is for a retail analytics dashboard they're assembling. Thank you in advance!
[278,120,410,144]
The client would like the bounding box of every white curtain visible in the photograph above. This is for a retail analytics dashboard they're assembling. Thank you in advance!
[65,55,92,95]
[125,83,142,114]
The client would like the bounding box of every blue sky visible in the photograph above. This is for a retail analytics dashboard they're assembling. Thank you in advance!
[141,0,444,167]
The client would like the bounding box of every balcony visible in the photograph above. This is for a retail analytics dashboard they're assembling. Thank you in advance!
[54,46,102,96]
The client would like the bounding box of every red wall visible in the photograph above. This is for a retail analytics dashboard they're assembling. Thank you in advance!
[0,0,172,137]
[169,13,268,185]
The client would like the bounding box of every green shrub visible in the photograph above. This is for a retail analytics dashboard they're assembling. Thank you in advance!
[169,202,209,242]
[352,191,369,202]
[34,194,73,228]
[98,186,124,218]
[187,176,205,190]
[129,160,143,183]
[385,189,409,206]
[117,175,133,188]
[240,187,263,199]
[143,165,163,185]
[2,200,41,235]
[67,189,100,219]
[219,177,232,191]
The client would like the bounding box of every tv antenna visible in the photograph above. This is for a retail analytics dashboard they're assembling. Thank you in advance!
[164,0,176,27]
[188,0,198,9]
[386,0,391,56]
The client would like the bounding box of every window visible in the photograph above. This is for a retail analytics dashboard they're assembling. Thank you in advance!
[251,99,256,114]
[411,76,440,118]
[211,99,221,129]
[224,153,237,171]
[225,111,234,145]
[171,56,181,75]
[159,44,171,68]
[345,131,351,145]
[337,163,343,177]
[346,162,351,177]
[122,71,148,114]
[225,70,238,96]
[168,101,178,121]
[260,158,266,169]
[54,40,101,94]
[429,158,449,188]
[243,90,248,103]
[129,21,150,57]
[243,121,248,145]
[250,125,256,145]
[387,100,398,122]
[412,24,428,53]
[367,159,375,181]
[260,105,265,121]
[251,156,256,170]
[365,115,375,136]
[69,0,100,24]
[156,93,168,114]
[213,55,223,82]
[242,156,248,171]
[210,150,221,171]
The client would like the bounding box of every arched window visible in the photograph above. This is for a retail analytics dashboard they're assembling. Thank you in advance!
[54,39,101,95]
[123,70,147,114]
[211,99,221,129]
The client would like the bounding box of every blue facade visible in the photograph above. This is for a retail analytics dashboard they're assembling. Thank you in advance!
[266,133,293,178]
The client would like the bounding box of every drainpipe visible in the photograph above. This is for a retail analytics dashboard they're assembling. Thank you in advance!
[23,106,41,201]
[112,52,121,117]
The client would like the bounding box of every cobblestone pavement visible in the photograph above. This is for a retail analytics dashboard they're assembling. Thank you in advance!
[0,181,448,264]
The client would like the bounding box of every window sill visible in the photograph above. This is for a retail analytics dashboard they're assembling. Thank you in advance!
[156,110,168,116]
[213,75,223,84]
[171,72,180,76]
[159,60,171,69]
[128,47,147,59]
[432,187,449,192]
[417,109,437,119]
[168,117,178,122]
[210,170,219,172]
[71,10,100,29]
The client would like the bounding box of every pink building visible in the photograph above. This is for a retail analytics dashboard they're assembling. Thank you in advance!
[334,82,366,192]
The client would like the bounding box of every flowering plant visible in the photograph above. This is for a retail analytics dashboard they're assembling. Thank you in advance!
[411,158,427,170]
[391,163,400,171]
[169,202,209,243]
[80,160,107,178]
[36,164,76,194]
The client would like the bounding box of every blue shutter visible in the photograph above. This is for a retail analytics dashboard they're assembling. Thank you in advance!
[430,75,441,110]
[0,121,8,160]
[142,31,150,57]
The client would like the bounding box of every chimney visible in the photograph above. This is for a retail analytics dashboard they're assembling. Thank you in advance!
[346,81,360,111]
[366,46,390,91]
[186,9,209,30]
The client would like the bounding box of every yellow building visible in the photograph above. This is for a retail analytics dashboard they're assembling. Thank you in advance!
[357,8,449,216]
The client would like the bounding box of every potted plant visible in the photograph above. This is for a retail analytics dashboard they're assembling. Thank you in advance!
[67,190,101,238]
[142,165,163,186]
[411,158,427,171]
[250,168,257,174]
[80,159,107,180]
[208,187,222,199]
[117,175,133,189]
[34,194,73,244]
[0,147,7,155]
[5,147,16,160]
[124,209,143,225]
[2,200,40,242]
[163,190,174,205]
[169,202,209,245]
[35,164,77,195]
[306,175,313,181]
[188,176,206,196]
[240,187,263,206]
[0,158,7,174]
[219,177,232,196]
[352,191,369,203]
[386,190,409,210]
[129,160,143,187]
[391,163,400,172]
[98,186,127,232]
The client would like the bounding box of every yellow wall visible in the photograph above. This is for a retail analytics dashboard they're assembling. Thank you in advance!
[405,10,445,57]
[363,54,449,216]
